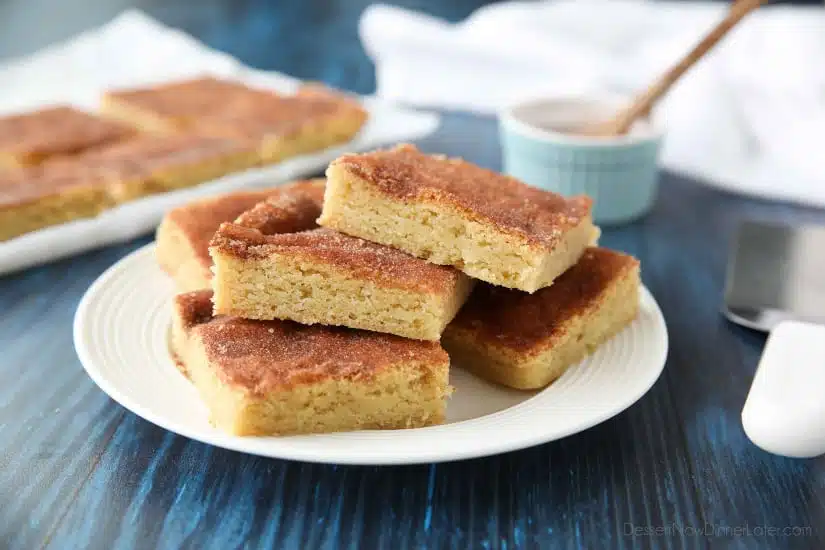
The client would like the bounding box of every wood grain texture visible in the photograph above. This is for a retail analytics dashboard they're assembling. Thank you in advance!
[0,1,824,549]
[1,113,823,550]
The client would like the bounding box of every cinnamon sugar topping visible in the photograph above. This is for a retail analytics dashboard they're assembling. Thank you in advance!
[68,134,254,178]
[211,179,462,294]
[107,77,366,138]
[450,248,639,352]
[0,106,131,161]
[0,134,252,209]
[209,180,325,256]
[174,290,447,394]
[164,187,299,269]
[330,144,593,247]
[106,77,283,123]
[231,180,325,234]
[195,85,367,140]
[0,163,105,208]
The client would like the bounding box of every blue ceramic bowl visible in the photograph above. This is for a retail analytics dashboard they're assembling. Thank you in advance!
[499,95,662,225]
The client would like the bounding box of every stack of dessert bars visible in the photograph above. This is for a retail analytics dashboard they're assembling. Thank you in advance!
[161,144,641,436]
[0,77,366,241]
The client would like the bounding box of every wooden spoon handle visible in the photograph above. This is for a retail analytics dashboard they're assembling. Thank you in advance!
[612,0,765,134]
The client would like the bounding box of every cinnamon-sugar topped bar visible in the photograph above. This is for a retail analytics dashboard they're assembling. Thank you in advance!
[442,248,640,389]
[209,179,473,341]
[171,289,450,435]
[0,106,132,168]
[320,144,597,292]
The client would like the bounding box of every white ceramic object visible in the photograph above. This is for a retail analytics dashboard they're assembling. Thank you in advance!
[74,244,669,465]
[742,321,825,459]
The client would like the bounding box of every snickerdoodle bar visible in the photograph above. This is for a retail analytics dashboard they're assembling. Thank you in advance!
[72,134,259,202]
[103,77,367,164]
[320,144,597,292]
[171,289,451,436]
[195,85,368,164]
[0,106,132,168]
[101,77,279,133]
[209,181,472,341]
[0,164,111,241]
[442,248,640,389]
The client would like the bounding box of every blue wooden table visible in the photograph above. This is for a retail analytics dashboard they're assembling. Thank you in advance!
[2,2,825,549]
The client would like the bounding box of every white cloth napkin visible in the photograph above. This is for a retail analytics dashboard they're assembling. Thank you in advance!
[361,0,825,208]
[0,10,439,275]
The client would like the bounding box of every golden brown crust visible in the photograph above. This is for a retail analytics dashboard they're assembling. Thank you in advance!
[449,248,639,353]
[105,78,366,140]
[230,180,325,233]
[0,106,132,164]
[175,289,448,394]
[209,179,325,253]
[191,84,367,141]
[0,163,107,209]
[225,226,462,294]
[0,134,253,211]
[162,184,317,271]
[176,289,217,329]
[66,134,255,179]
[104,77,282,127]
[329,144,593,248]
[211,180,464,295]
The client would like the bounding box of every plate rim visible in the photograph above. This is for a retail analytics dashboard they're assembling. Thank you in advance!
[74,243,669,465]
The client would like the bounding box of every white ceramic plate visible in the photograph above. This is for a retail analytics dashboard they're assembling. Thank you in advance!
[74,244,668,465]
